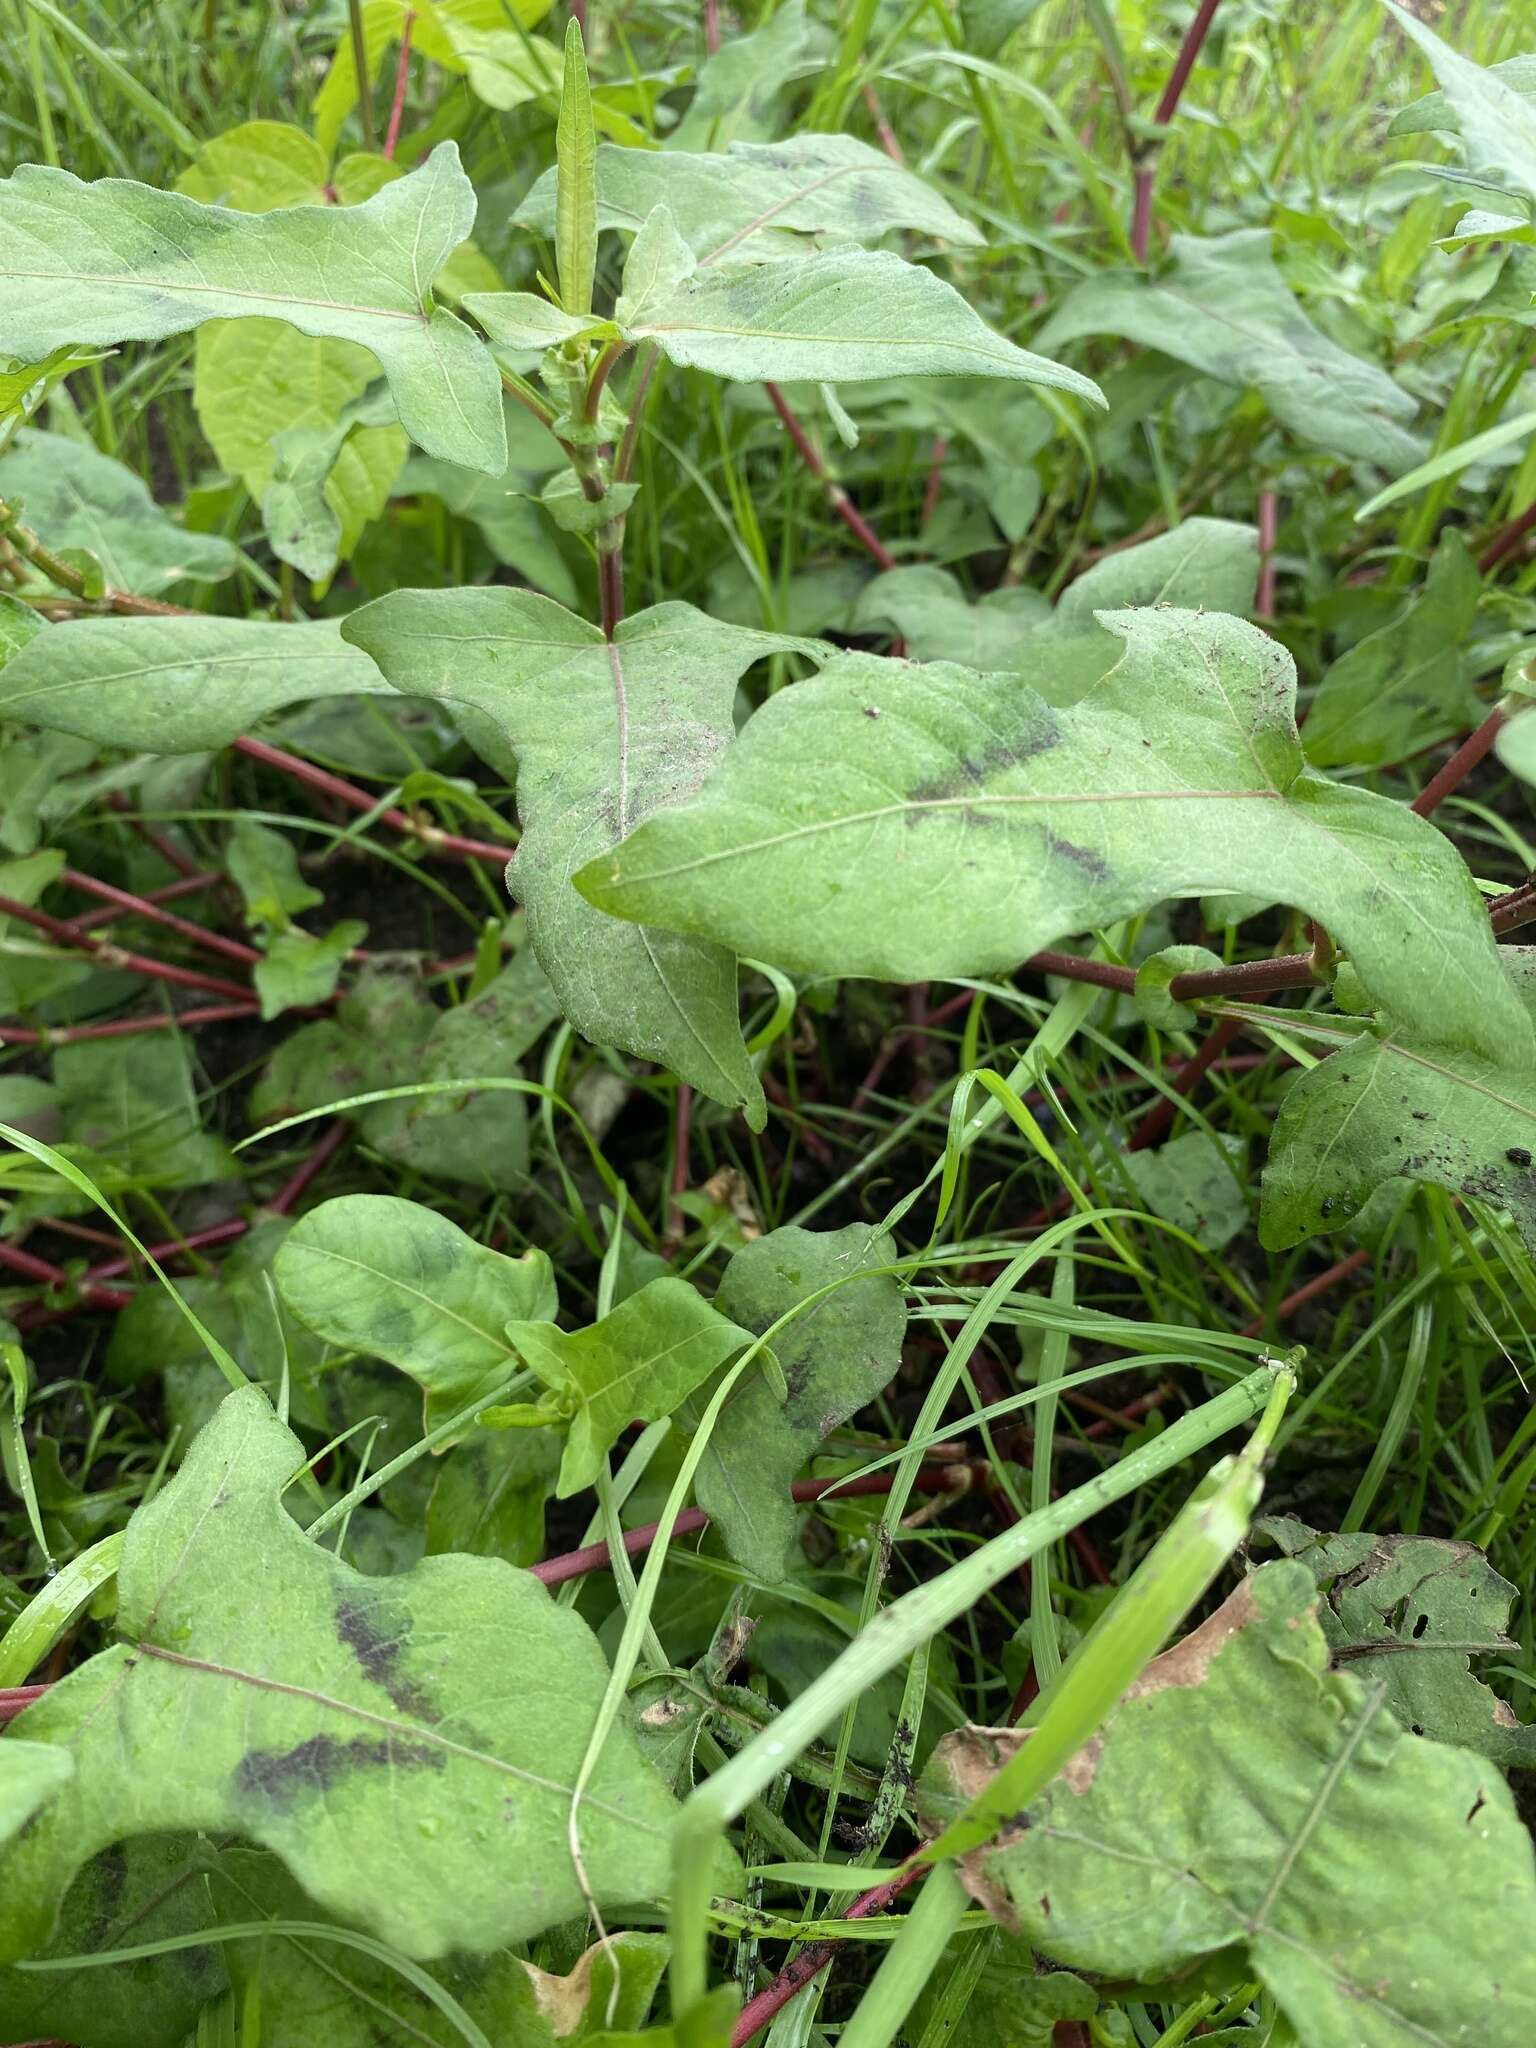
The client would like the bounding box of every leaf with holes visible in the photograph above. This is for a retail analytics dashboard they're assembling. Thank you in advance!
[0,1387,716,1964]
[920,1561,1536,2047]
[0,147,504,473]
[343,590,824,1125]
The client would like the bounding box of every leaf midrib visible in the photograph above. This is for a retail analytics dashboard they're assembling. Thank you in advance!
[0,267,425,324]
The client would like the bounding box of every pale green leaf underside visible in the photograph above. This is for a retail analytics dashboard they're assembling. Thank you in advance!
[622,247,1104,402]
[514,132,983,261]
[343,590,823,1124]
[0,1388,704,1965]
[1036,230,1421,468]
[0,616,394,752]
[0,147,505,474]
[947,1562,1536,2048]
[577,607,1526,1063]
[1387,3,1536,209]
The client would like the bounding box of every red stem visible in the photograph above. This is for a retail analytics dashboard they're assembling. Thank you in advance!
[703,0,720,56]
[0,1003,259,1047]
[1410,704,1509,817]
[232,737,511,865]
[764,384,897,573]
[1256,490,1278,617]
[1242,1246,1372,1336]
[731,1862,927,2047]
[72,870,223,932]
[861,83,906,167]
[106,790,202,878]
[383,9,415,160]
[1478,499,1536,575]
[0,891,254,1003]
[269,1118,351,1215]
[62,868,262,968]
[1131,0,1226,262]
[0,1685,49,1726]
[1126,1010,1246,1154]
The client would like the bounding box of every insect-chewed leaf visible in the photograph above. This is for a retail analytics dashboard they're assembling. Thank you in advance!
[576,607,1526,1057]
[620,247,1103,402]
[1036,230,1422,468]
[0,616,394,752]
[514,131,983,261]
[1258,1518,1536,1768]
[0,146,505,473]
[0,1387,711,1964]
[694,1224,907,1581]
[920,1561,1536,2046]
[275,1193,557,1409]
[343,591,823,1124]
[505,1275,755,1497]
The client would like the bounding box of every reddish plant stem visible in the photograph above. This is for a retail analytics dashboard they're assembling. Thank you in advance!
[0,1003,259,1048]
[598,546,625,641]
[1130,0,1226,261]
[1491,879,1536,936]
[1126,1011,1248,1154]
[1242,1246,1372,1336]
[531,1465,970,1588]
[1478,499,1536,575]
[68,1219,249,1293]
[383,8,415,160]
[0,891,254,1003]
[72,870,223,932]
[0,1239,132,1311]
[0,1685,49,1726]
[703,0,720,55]
[1028,948,1137,994]
[269,1119,351,1216]
[61,868,262,968]
[1410,704,1509,817]
[731,1862,927,2047]
[764,383,897,573]
[920,436,949,533]
[1256,490,1278,617]
[232,737,511,864]
[106,791,202,878]
[861,83,906,166]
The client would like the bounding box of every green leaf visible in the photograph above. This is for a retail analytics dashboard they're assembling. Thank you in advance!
[1387,3,1536,211]
[400,398,577,606]
[228,818,325,929]
[1258,1519,1536,1768]
[1304,531,1484,767]
[194,319,379,494]
[0,148,505,475]
[255,923,367,1021]
[694,1224,907,1581]
[0,616,394,751]
[924,1561,1536,2045]
[556,19,598,322]
[1123,1131,1249,1254]
[449,25,564,115]
[275,1193,557,1410]
[539,470,640,535]
[0,1834,224,2048]
[469,292,616,352]
[1261,958,1536,1254]
[0,1387,707,1963]
[852,569,1051,668]
[504,1277,754,1497]
[343,590,818,1124]
[175,120,330,211]
[617,248,1104,402]
[911,1931,1094,2048]
[576,607,1523,1058]
[425,1426,561,1568]
[261,389,407,582]
[672,0,814,150]
[1,429,237,595]
[54,1034,236,1191]
[1391,52,1536,140]
[1036,231,1422,467]
[515,133,984,261]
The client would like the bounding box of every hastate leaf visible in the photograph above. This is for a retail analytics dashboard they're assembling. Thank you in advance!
[577,607,1525,1061]
[514,132,983,261]
[504,1276,754,1497]
[0,147,505,474]
[922,1562,1536,2047]
[695,1223,907,1581]
[343,591,822,1125]
[0,616,395,752]
[275,1193,557,1410]
[0,1388,702,1962]
[1036,231,1422,468]
[618,246,1104,402]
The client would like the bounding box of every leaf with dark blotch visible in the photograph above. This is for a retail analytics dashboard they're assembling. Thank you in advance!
[694,1223,906,1581]
[920,1561,1536,2047]
[343,590,825,1123]
[0,1388,714,1963]
[1258,1518,1536,1768]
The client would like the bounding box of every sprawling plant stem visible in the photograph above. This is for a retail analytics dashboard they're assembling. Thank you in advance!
[1130,0,1226,262]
